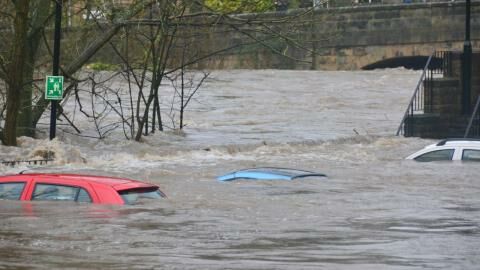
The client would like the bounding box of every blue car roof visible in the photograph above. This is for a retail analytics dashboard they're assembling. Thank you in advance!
[217,167,327,181]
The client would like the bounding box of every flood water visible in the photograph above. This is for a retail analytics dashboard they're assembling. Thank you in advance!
[1,69,479,269]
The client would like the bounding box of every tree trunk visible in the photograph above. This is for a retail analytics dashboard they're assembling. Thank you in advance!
[16,0,51,138]
[4,0,30,146]
[16,62,34,137]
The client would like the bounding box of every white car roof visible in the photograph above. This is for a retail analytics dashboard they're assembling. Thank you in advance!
[433,138,480,148]
[406,139,480,160]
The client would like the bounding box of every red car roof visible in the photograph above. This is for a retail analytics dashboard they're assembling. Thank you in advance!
[6,173,156,191]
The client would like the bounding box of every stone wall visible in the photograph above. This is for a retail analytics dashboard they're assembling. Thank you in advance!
[84,2,480,71]
[201,2,480,70]
[424,78,461,114]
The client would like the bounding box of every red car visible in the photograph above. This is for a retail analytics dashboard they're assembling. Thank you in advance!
[0,173,166,205]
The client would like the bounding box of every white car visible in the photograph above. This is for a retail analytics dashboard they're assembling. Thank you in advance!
[406,139,480,162]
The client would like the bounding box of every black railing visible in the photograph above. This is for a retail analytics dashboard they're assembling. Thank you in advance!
[1,159,53,167]
[464,95,480,138]
[396,51,451,136]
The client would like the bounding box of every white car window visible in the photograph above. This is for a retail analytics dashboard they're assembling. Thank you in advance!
[462,149,480,161]
[414,149,454,162]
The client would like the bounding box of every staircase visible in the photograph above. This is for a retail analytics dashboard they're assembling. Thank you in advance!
[397,50,480,139]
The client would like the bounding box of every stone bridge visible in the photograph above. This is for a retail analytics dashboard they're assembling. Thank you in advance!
[203,1,480,70]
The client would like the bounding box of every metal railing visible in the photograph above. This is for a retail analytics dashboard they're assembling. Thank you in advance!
[464,95,480,138]
[1,159,53,167]
[396,51,450,136]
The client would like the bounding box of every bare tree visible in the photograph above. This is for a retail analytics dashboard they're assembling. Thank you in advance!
[0,0,155,145]
[1,0,342,144]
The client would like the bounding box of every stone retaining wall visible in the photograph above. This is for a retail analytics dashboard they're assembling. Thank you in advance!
[201,2,480,70]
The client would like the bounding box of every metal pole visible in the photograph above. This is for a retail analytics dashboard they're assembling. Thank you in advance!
[50,0,62,140]
[462,0,472,115]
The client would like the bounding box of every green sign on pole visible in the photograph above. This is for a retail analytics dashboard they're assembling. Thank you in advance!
[45,75,64,100]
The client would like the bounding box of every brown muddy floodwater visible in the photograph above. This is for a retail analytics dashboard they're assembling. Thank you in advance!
[0,69,479,269]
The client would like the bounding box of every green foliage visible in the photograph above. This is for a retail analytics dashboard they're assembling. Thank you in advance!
[87,62,119,71]
[205,0,274,13]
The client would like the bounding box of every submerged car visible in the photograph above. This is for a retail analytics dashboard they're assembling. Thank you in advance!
[405,138,480,162]
[217,167,327,181]
[0,173,166,205]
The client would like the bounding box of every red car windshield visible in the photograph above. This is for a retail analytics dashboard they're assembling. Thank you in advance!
[118,187,165,205]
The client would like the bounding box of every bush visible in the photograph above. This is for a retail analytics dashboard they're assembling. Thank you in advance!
[205,0,274,13]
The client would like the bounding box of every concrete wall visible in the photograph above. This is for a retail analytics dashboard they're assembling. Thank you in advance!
[202,1,480,70]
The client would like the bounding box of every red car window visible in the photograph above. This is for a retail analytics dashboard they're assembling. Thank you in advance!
[118,187,164,205]
[0,182,26,200]
[32,183,92,203]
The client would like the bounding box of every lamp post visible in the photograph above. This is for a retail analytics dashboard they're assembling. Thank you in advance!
[462,0,472,115]
[50,0,62,140]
